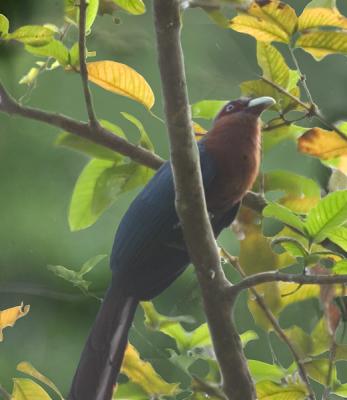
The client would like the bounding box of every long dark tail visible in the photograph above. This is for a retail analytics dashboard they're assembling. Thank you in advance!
[68,279,138,400]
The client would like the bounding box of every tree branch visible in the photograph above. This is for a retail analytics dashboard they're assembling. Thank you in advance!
[153,1,255,399]
[261,76,347,140]
[0,82,163,170]
[223,250,316,400]
[229,270,347,297]
[78,0,98,127]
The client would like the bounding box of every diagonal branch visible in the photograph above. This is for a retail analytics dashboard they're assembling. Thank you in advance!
[78,0,98,127]
[153,1,255,399]
[223,250,316,400]
[0,82,163,169]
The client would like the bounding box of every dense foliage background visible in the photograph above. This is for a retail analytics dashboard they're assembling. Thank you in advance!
[1,0,347,398]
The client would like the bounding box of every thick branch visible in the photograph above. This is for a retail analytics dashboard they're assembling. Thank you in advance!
[153,1,255,399]
[0,82,163,169]
[229,271,347,296]
[79,0,98,127]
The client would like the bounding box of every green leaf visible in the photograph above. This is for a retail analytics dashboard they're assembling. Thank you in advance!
[240,79,300,114]
[327,227,347,252]
[240,330,258,347]
[121,112,154,151]
[305,359,337,385]
[333,383,347,398]
[304,190,347,242]
[86,0,99,32]
[25,40,69,66]
[257,42,289,88]
[333,260,347,274]
[113,382,148,400]
[69,42,79,67]
[256,381,307,400]
[248,360,285,383]
[79,254,107,276]
[69,157,152,231]
[191,100,228,120]
[55,120,126,161]
[12,378,52,400]
[271,237,308,258]
[296,31,347,61]
[263,124,306,152]
[6,25,55,45]
[263,202,305,233]
[47,264,91,291]
[111,0,146,15]
[0,14,9,36]
[19,67,40,86]
[16,362,63,400]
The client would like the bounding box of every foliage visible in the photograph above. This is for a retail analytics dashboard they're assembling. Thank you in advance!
[2,0,347,399]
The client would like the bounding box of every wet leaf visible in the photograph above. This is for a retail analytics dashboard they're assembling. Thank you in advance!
[229,0,298,43]
[16,362,63,400]
[87,60,155,109]
[121,344,179,396]
[12,378,51,400]
[0,303,30,342]
[296,31,347,60]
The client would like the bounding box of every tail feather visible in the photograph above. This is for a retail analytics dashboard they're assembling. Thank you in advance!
[69,281,138,400]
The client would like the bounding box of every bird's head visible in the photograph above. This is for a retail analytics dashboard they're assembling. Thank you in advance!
[214,96,275,122]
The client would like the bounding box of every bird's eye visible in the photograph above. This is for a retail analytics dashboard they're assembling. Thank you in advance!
[226,104,234,112]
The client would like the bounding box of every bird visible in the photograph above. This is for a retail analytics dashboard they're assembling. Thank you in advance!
[68,96,275,400]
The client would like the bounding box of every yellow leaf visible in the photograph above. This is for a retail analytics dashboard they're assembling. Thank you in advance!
[256,380,307,399]
[87,60,155,109]
[281,195,320,213]
[298,5,347,31]
[279,282,320,309]
[257,42,289,88]
[121,343,179,396]
[17,362,63,400]
[229,0,298,43]
[0,302,30,342]
[12,378,51,400]
[298,127,347,160]
[296,31,347,60]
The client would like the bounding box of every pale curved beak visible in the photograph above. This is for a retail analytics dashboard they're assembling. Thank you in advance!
[246,96,276,115]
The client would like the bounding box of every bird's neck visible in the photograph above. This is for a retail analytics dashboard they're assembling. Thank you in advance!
[204,113,261,209]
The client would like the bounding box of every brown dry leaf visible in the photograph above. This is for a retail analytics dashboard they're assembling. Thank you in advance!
[298,128,347,160]
[87,60,155,109]
[121,343,179,396]
[0,302,30,342]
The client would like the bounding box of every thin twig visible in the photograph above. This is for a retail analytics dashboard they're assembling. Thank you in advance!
[222,250,316,400]
[228,270,347,296]
[79,0,98,127]
[261,76,347,140]
[322,335,337,400]
[289,46,315,105]
[0,385,11,400]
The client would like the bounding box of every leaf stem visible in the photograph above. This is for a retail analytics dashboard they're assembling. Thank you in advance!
[78,0,99,128]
